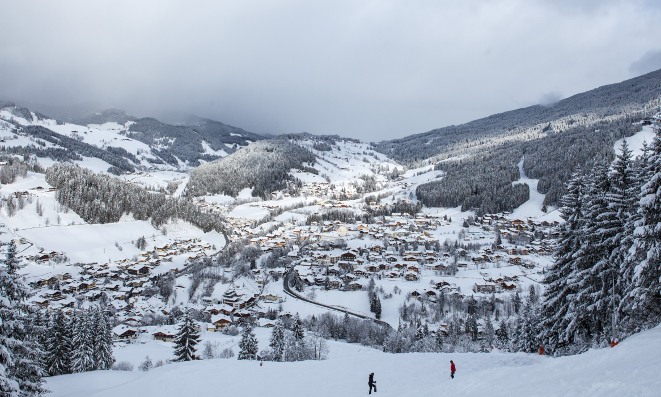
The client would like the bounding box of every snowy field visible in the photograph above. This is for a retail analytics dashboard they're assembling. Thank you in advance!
[46,324,661,397]
[615,125,656,158]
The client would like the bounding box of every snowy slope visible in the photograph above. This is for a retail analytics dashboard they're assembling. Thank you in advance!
[614,125,656,158]
[509,156,548,220]
[45,324,661,397]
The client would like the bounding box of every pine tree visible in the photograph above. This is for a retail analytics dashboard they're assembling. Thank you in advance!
[173,311,200,362]
[238,324,258,361]
[9,305,46,395]
[93,307,114,370]
[435,328,444,351]
[71,310,94,373]
[269,320,285,362]
[374,296,382,320]
[341,313,350,339]
[89,306,101,369]
[540,168,586,349]
[619,141,650,332]
[483,319,495,347]
[292,314,305,341]
[516,304,538,353]
[622,129,661,329]
[571,160,615,345]
[512,292,521,315]
[0,239,46,396]
[44,310,71,376]
[414,324,426,341]
[598,140,636,342]
[465,315,478,341]
[495,320,509,348]
[467,295,478,315]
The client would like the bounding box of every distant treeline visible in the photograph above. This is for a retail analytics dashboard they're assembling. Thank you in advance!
[46,163,225,232]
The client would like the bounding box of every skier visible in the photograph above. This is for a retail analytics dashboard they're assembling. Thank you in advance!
[450,360,456,379]
[368,372,377,394]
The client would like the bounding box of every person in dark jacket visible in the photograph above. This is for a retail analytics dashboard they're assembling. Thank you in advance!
[450,360,456,379]
[368,372,377,394]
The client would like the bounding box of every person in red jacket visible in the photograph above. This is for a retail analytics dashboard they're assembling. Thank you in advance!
[450,360,456,379]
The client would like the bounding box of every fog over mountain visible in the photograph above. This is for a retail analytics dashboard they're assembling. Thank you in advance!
[1,1,661,140]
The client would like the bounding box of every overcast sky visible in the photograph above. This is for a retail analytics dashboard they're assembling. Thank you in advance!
[1,0,661,141]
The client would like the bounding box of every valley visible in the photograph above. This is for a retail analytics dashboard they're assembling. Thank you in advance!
[0,71,659,397]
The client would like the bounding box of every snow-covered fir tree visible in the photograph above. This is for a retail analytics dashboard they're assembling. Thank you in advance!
[269,320,285,362]
[516,304,538,353]
[71,310,94,373]
[483,319,495,347]
[238,324,258,361]
[44,310,71,376]
[92,307,114,370]
[541,169,586,349]
[374,296,382,320]
[173,311,200,362]
[621,128,661,330]
[292,315,305,341]
[0,240,46,396]
[571,159,622,346]
[495,320,509,348]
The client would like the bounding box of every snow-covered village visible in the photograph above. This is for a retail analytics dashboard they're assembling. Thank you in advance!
[1,2,661,397]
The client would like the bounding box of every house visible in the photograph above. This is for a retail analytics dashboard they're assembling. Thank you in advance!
[113,325,137,340]
[434,281,451,289]
[152,326,178,342]
[473,283,497,293]
[261,293,279,302]
[259,318,276,328]
[405,272,419,281]
[348,281,363,290]
[33,298,49,308]
[328,279,342,289]
[341,251,357,261]
[211,315,232,330]
[127,265,150,276]
[509,257,522,264]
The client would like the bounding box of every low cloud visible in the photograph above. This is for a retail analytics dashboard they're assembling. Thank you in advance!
[629,50,661,76]
[538,91,563,106]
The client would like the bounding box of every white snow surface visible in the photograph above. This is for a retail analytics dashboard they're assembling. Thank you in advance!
[509,156,561,223]
[614,125,656,159]
[46,324,661,397]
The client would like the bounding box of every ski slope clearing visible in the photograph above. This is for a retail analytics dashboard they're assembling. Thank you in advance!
[509,156,547,220]
[46,324,661,397]
[615,125,656,158]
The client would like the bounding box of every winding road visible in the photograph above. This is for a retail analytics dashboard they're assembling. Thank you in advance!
[282,268,393,330]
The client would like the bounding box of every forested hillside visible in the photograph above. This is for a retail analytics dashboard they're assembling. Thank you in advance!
[186,139,317,199]
[46,163,225,232]
[0,102,266,169]
[385,69,661,212]
[6,125,139,173]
